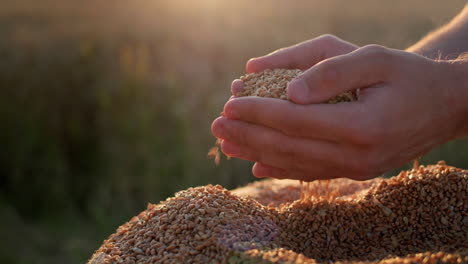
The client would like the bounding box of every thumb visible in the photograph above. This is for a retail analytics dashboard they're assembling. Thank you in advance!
[287,45,396,104]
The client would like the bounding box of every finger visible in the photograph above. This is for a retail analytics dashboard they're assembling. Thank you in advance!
[222,141,335,181]
[212,117,343,172]
[246,35,358,73]
[252,163,333,181]
[223,96,361,142]
[251,163,285,178]
[231,79,244,95]
[287,44,396,104]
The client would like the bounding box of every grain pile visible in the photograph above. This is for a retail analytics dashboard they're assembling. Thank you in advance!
[230,248,468,264]
[88,185,279,264]
[88,162,468,264]
[275,163,467,262]
[231,178,382,208]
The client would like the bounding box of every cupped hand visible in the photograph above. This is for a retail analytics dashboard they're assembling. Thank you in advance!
[231,34,358,103]
[213,44,468,181]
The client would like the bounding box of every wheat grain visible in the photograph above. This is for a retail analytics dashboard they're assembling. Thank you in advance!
[88,162,467,264]
[236,68,356,103]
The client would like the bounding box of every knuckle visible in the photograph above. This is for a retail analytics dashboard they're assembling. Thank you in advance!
[361,44,390,59]
[318,34,339,45]
[361,44,386,52]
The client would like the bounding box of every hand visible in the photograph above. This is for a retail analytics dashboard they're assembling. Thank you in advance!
[212,44,468,181]
[231,34,359,103]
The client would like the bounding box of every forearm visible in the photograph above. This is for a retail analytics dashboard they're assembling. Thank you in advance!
[450,56,468,137]
[407,4,468,59]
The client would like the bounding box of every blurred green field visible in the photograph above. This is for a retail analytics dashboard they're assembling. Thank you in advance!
[1,0,467,263]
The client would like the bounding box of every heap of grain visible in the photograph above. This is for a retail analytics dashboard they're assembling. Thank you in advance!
[232,178,381,208]
[88,69,467,264]
[89,185,279,264]
[276,163,467,262]
[89,163,467,263]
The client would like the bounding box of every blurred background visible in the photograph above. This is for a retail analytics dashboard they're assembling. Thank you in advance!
[1,0,467,263]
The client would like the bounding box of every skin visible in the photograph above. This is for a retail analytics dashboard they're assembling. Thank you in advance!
[407,4,468,59]
[212,5,468,181]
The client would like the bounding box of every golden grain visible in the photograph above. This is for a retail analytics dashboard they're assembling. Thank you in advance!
[88,163,467,263]
[236,69,356,103]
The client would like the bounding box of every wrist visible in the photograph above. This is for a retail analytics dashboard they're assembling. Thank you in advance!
[443,58,468,138]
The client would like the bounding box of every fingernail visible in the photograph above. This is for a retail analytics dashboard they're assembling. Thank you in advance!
[288,78,310,101]
[222,140,241,156]
[231,79,244,95]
